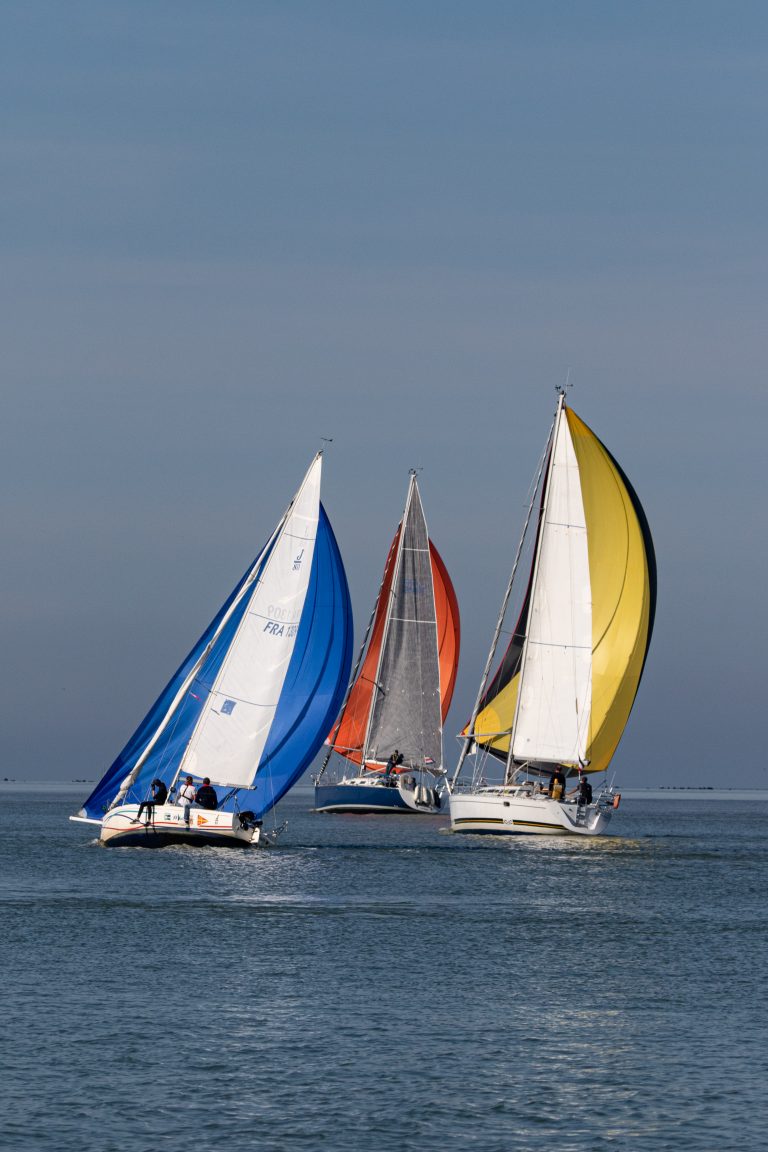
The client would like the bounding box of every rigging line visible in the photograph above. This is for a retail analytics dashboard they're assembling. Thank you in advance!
[450,406,557,790]
[266,761,278,835]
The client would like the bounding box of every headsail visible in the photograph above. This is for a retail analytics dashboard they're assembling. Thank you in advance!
[466,399,655,775]
[77,455,353,820]
[327,476,460,770]
[512,402,592,765]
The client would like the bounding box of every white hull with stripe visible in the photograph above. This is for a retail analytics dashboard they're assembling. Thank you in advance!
[449,787,614,837]
[98,803,260,847]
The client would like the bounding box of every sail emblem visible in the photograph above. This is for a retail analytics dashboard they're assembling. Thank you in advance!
[293,548,305,570]
[220,699,236,716]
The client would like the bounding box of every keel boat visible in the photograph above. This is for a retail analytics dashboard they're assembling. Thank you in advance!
[71,453,353,847]
[315,472,460,815]
[449,390,656,837]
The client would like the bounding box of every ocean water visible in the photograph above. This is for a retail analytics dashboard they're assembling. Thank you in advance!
[1,786,766,1152]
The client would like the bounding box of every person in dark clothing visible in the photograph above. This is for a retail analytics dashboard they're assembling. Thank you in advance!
[136,779,168,822]
[548,767,567,801]
[384,750,404,784]
[577,773,593,806]
[195,778,218,810]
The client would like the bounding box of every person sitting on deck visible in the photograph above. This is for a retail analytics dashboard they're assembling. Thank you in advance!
[136,779,168,822]
[194,778,218,810]
[175,775,197,823]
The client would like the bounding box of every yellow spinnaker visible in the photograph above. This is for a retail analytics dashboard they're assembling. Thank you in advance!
[471,405,655,773]
[567,408,654,773]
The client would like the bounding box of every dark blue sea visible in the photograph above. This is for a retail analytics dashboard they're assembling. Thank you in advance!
[1,785,766,1151]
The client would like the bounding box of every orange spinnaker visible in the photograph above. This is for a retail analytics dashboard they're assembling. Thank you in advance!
[328,532,460,767]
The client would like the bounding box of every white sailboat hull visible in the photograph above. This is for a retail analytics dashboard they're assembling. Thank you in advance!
[449,788,614,837]
[98,803,261,847]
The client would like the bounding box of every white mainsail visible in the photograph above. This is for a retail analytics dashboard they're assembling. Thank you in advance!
[180,456,322,788]
[511,401,592,765]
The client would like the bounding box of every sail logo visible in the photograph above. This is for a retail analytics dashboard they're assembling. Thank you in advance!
[293,548,304,570]
[220,699,236,716]
[263,620,299,639]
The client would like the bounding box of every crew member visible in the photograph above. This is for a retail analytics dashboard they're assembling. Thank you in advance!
[136,778,168,822]
[384,750,404,784]
[176,775,196,823]
[548,766,566,802]
[577,773,593,806]
[195,777,218,810]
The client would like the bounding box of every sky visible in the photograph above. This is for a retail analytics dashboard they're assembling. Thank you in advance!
[1,1,766,787]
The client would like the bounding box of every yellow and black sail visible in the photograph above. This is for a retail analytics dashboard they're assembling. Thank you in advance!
[469,401,656,774]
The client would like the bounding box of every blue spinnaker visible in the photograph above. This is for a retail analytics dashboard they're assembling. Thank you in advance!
[79,503,352,822]
[249,505,353,819]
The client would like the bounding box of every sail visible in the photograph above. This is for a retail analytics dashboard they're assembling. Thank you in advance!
[365,481,443,769]
[512,405,592,764]
[327,531,400,766]
[430,541,461,718]
[328,484,460,769]
[78,457,353,819]
[565,407,656,773]
[467,402,655,775]
[181,457,323,787]
[248,503,353,818]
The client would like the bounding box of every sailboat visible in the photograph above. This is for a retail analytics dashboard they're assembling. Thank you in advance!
[71,453,353,847]
[314,472,460,815]
[449,389,656,836]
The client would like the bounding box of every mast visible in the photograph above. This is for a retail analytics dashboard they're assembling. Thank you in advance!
[359,473,415,767]
[450,405,557,789]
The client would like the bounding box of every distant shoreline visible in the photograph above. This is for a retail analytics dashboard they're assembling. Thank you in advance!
[2,780,767,801]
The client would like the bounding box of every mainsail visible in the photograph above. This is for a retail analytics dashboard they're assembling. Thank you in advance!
[327,475,460,771]
[466,397,656,775]
[78,454,353,820]
[512,405,592,765]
